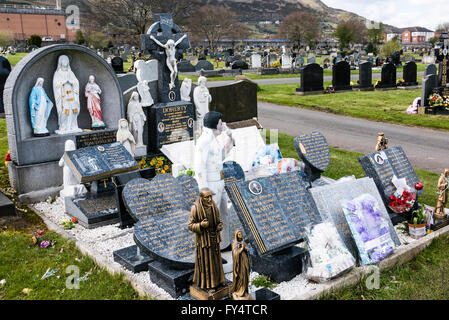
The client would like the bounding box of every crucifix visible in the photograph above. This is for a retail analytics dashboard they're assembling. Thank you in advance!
[140,14,190,103]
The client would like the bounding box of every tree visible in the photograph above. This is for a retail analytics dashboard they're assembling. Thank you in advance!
[75,30,85,45]
[436,22,449,33]
[333,19,367,50]
[429,36,439,46]
[227,23,252,49]
[366,23,385,45]
[278,12,320,49]
[87,32,110,49]
[28,35,42,48]
[86,0,198,37]
[380,37,401,58]
[187,5,238,51]
[0,31,14,49]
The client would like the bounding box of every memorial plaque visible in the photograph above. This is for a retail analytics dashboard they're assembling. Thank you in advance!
[294,131,330,175]
[75,130,118,149]
[359,146,421,207]
[310,177,401,259]
[64,142,138,183]
[149,101,195,152]
[226,171,321,256]
[122,174,199,267]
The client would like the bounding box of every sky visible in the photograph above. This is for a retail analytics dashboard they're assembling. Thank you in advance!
[321,0,448,30]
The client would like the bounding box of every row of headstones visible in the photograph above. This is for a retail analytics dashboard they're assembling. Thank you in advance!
[297,60,419,93]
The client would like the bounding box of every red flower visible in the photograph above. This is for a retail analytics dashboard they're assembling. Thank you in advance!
[37,230,44,237]
[5,151,10,162]
[415,183,423,191]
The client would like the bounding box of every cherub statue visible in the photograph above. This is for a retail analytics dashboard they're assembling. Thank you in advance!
[150,34,187,90]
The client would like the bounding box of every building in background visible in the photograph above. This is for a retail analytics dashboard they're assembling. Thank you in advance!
[0,3,74,42]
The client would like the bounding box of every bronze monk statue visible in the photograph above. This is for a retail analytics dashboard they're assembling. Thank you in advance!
[188,188,229,299]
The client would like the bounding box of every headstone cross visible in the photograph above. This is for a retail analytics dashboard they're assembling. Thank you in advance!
[140,14,190,102]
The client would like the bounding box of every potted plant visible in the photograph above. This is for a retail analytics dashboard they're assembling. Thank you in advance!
[408,207,427,239]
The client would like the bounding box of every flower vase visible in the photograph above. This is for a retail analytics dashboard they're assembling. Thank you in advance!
[408,223,426,239]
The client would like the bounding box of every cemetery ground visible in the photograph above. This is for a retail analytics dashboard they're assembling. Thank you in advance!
[0,108,446,299]
[258,85,449,132]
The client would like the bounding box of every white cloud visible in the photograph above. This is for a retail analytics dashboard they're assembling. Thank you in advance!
[322,0,449,30]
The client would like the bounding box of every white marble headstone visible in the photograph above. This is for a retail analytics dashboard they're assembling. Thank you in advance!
[251,54,262,68]
[134,59,158,82]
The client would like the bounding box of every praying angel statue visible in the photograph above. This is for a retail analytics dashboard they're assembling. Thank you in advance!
[150,34,187,90]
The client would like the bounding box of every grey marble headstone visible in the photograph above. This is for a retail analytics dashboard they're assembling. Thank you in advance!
[421,74,439,106]
[310,177,401,259]
[122,174,199,267]
[294,131,330,173]
[424,64,437,77]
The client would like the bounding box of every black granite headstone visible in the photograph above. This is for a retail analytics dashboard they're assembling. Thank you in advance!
[64,142,138,183]
[376,62,396,88]
[231,60,249,70]
[122,174,199,268]
[403,61,418,86]
[226,171,321,257]
[358,61,373,89]
[75,129,118,149]
[358,146,421,215]
[208,80,257,123]
[332,61,352,91]
[194,60,214,71]
[294,131,330,182]
[148,101,195,153]
[111,57,124,74]
[113,170,143,228]
[0,56,12,114]
[296,63,324,93]
[177,60,195,73]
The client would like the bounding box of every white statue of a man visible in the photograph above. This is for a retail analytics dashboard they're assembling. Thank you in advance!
[137,80,154,107]
[116,118,136,157]
[127,92,146,155]
[180,78,192,102]
[53,55,82,135]
[59,140,87,199]
[193,76,212,129]
[150,34,187,90]
[193,111,234,250]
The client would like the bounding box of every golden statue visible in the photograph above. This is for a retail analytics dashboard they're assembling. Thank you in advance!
[231,230,253,300]
[434,169,449,220]
[374,132,388,152]
[188,188,229,300]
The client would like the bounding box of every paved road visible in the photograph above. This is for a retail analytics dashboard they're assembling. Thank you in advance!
[207,71,425,87]
[257,101,449,173]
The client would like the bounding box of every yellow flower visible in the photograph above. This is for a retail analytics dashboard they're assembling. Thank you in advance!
[163,165,169,170]
[161,170,166,174]
[150,161,155,166]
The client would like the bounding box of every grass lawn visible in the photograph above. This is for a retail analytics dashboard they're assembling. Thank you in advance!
[6,53,28,66]
[258,85,449,131]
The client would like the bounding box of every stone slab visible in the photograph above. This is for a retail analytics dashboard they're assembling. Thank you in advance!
[64,191,119,229]
[251,246,307,283]
[113,245,153,273]
[148,260,194,298]
[0,192,16,217]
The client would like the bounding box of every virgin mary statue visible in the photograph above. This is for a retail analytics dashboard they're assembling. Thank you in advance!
[85,75,105,129]
[53,55,82,135]
[29,77,53,136]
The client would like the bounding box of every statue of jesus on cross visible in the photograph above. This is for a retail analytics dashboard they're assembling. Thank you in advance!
[150,34,187,90]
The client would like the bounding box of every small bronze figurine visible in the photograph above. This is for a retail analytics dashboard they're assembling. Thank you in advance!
[231,230,253,300]
[188,188,229,300]
[374,132,389,152]
[434,169,449,220]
